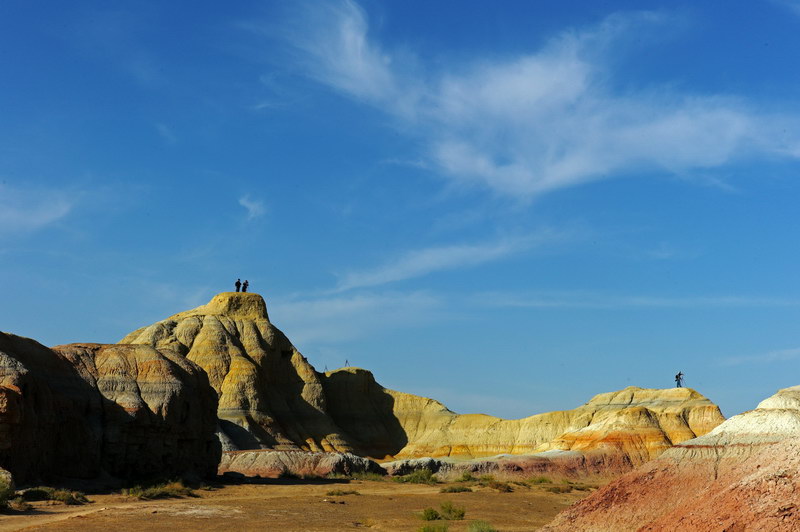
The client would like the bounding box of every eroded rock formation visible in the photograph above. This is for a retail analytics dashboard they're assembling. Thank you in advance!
[122,293,724,475]
[0,332,220,483]
[218,450,384,479]
[121,292,354,453]
[543,385,800,531]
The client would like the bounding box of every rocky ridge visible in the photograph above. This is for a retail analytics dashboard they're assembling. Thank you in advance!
[122,292,725,474]
[0,332,220,484]
[543,385,800,531]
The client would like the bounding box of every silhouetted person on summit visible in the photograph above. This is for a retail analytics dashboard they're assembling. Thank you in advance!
[242,280,249,293]
[675,371,684,388]
[235,279,241,292]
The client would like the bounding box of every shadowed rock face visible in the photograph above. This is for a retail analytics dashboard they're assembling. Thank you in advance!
[543,385,800,531]
[0,332,220,484]
[121,293,724,475]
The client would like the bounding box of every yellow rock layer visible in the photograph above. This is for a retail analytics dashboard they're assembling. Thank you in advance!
[122,292,725,466]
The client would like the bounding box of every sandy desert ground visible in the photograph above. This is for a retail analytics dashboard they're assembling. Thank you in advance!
[0,478,594,532]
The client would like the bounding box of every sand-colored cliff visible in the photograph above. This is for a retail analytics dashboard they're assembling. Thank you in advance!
[121,292,355,453]
[0,332,220,483]
[122,292,724,471]
[544,385,800,531]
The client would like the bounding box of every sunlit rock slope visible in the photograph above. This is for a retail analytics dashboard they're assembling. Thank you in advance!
[122,292,724,473]
[543,385,800,531]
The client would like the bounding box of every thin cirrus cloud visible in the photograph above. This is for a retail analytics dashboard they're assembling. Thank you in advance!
[274,1,800,198]
[477,291,800,310]
[270,291,443,345]
[719,347,800,367]
[334,231,559,292]
[238,195,266,220]
[0,184,74,235]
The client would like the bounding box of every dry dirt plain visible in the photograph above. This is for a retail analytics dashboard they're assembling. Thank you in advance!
[0,478,594,531]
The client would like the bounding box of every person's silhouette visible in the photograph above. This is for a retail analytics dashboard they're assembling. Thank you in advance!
[242,280,249,293]
[235,279,241,292]
[675,371,684,388]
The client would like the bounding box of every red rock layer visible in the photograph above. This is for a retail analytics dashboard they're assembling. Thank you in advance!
[543,385,800,531]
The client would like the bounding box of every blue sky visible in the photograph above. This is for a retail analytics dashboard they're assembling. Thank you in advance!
[2,0,800,419]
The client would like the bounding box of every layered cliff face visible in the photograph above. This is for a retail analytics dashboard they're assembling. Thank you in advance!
[543,385,800,531]
[326,369,723,474]
[122,293,724,474]
[0,332,220,483]
[121,292,354,453]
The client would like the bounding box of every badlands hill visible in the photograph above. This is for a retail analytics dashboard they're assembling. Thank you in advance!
[544,385,800,531]
[0,332,220,484]
[122,292,725,473]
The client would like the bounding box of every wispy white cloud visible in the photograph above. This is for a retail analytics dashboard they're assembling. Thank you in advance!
[155,123,177,144]
[720,347,800,366]
[478,291,800,309]
[274,2,800,198]
[0,184,74,235]
[238,195,266,220]
[771,0,800,16]
[335,231,560,292]
[270,291,444,345]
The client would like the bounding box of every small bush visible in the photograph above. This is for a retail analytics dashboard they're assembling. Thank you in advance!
[468,520,498,532]
[487,481,513,493]
[349,471,385,481]
[478,474,495,483]
[325,489,360,496]
[394,468,438,485]
[439,501,466,521]
[9,497,31,512]
[529,476,551,484]
[420,507,442,521]
[0,479,15,509]
[546,485,572,494]
[419,525,449,532]
[440,485,472,493]
[124,480,195,500]
[457,472,475,482]
[21,487,88,505]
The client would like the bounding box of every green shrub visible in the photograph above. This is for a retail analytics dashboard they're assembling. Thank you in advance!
[439,501,466,520]
[468,520,498,532]
[0,478,14,509]
[418,525,449,532]
[440,485,472,493]
[545,485,572,494]
[349,471,386,481]
[394,468,438,484]
[124,480,195,500]
[420,507,442,521]
[21,487,88,505]
[9,497,31,512]
[325,489,360,496]
[529,475,551,484]
[457,472,475,482]
[487,481,513,493]
[478,474,495,482]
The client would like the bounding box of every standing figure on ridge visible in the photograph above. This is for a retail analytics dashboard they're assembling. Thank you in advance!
[242,280,249,293]
[675,371,684,388]
[235,279,241,292]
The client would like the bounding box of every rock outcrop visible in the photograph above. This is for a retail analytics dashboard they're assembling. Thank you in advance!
[0,332,220,483]
[121,292,354,453]
[122,293,724,476]
[218,450,385,479]
[543,385,800,531]
[325,367,722,467]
